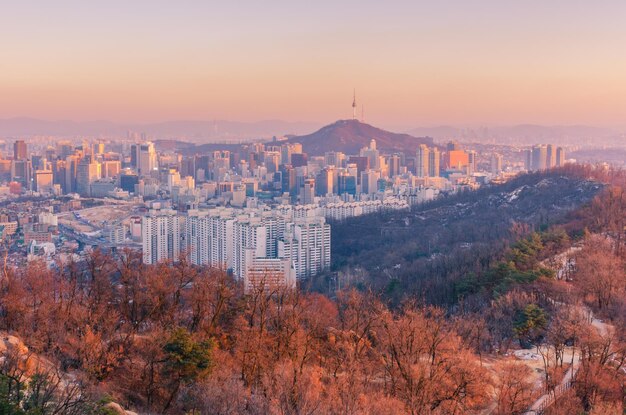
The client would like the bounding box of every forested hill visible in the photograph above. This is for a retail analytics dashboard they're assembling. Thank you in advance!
[325,166,603,304]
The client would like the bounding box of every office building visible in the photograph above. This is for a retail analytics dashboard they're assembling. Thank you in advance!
[556,147,565,166]
[136,142,157,176]
[360,169,380,194]
[10,159,31,188]
[76,157,100,196]
[13,140,27,160]
[490,153,503,175]
[428,147,440,177]
[416,145,429,177]
[34,170,54,193]
[300,178,315,204]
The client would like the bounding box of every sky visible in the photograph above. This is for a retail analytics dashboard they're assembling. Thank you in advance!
[2,1,626,128]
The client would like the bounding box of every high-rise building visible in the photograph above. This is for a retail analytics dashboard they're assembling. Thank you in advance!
[102,160,121,178]
[243,252,296,293]
[163,207,332,283]
[556,147,565,166]
[531,145,548,171]
[75,157,100,196]
[360,139,380,170]
[416,145,430,177]
[185,208,236,270]
[64,155,81,194]
[545,145,553,168]
[130,144,138,168]
[490,153,503,175]
[444,149,469,170]
[11,159,31,188]
[388,154,401,178]
[291,153,308,168]
[360,169,381,194]
[94,142,105,155]
[264,151,280,173]
[34,170,54,193]
[316,167,335,196]
[167,169,181,191]
[338,173,357,196]
[279,164,297,196]
[300,178,315,204]
[137,142,157,176]
[347,156,369,179]
[57,141,73,159]
[120,173,139,193]
[447,141,460,151]
[324,151,345,168]
[467,151,477,175]
[428,148,440,177]
[142,209,182,264]
[13,140,27,160]
[233,217,268,280]
[279,217,331,280]
[52,159,67,191]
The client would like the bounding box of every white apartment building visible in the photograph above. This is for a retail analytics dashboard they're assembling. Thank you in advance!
[185,208,236,270]
[279,217,331,280]
[323,198,409,221]
[149,206,331,282]
[142,209,182,264]
[233,216,268,280]
[243,248,296,293]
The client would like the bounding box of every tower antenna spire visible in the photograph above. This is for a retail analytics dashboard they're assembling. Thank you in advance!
[352,89,357,120]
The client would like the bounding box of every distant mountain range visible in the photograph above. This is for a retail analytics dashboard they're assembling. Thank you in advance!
[407,124,619,145]
[0,117,620,148]
[277,119,434,155]
[0,117,321,141]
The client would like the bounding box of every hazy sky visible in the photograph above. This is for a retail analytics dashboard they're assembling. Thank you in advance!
[2,1,626,128]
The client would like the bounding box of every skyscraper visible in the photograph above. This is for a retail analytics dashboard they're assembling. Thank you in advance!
[360,169,381,194]
[360,139,380,170]
[428,147,440,177]
[75,156,100,196]
[388,154,401,178]
[316,167,335,196]
[531,145,548,171]
[416,144,430,177]
[34,170,54,193]
[490,153,503,175]
[13,140,27,160]
[137,142,157,176]
[11,159,31,188]
[546,144,556,168]
[467,150,477,175]
[556,147,565,166]
[300,178,315,204]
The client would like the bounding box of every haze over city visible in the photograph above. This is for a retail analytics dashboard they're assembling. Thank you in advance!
[0,3,624,415]
[3,1,626,128]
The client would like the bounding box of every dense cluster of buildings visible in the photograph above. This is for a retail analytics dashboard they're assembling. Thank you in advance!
[524,145,566,171]
[142,205,331,291]
[0,129,568,290]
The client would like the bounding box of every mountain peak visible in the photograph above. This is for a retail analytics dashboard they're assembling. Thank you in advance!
[279,119,434,155]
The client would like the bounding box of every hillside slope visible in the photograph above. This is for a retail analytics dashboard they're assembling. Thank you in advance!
[279,119,435,155]
[326,167,603,304]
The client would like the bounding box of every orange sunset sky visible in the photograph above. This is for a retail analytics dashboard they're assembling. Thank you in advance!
[2,1,626,128]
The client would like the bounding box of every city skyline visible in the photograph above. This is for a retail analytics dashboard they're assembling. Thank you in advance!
[3,1,626,127]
